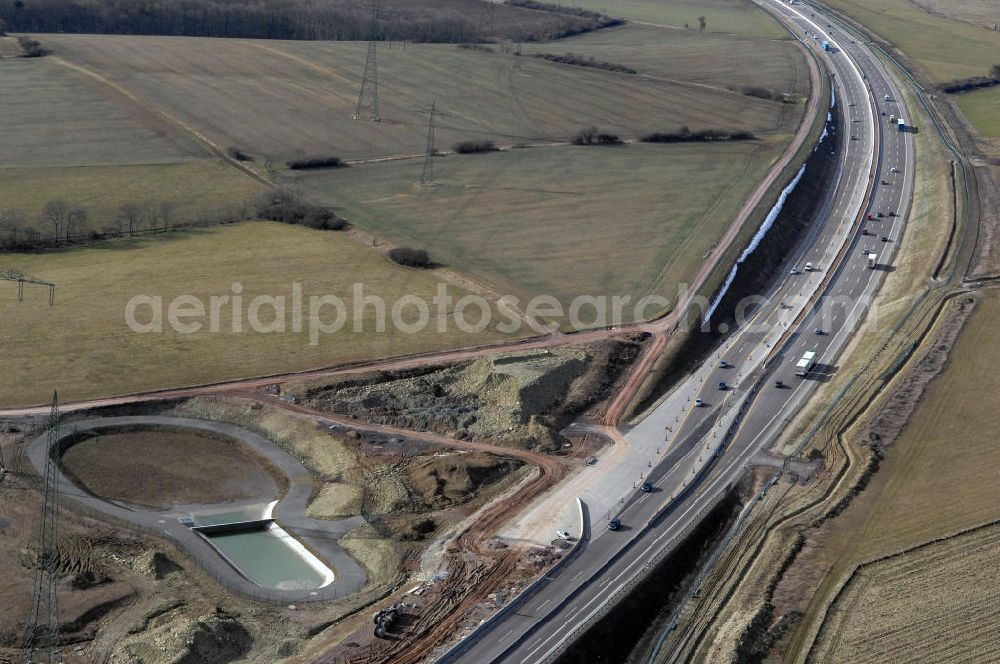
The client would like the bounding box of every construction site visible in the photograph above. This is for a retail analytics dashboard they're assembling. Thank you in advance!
[3,0,1000,661]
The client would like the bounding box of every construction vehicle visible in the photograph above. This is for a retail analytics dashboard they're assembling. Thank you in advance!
[373,604,402,638]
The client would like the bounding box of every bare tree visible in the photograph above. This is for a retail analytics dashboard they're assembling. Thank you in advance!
[66,204,88,241]
[142,201,157,232]
[0,209,26,247]
[41,199,71,240]
[118,202,142,236]
[159,201,175,231]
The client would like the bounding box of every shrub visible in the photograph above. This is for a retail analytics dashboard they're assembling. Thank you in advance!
[226,146,254,162]
[939,75,999,94]
[532,52,636,74]
[286,155,344,170]
[17,35,50,57]
[572,126,622,145]
[388,246,432,268]
[453,140,498,154]
[641,128,756,143]
[255,189,346,230]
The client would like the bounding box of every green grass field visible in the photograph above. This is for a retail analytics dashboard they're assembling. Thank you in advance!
[0,161,264,236]
[567,0,789,39]
[38,27,797,163]
[0,222,522,406]
[303,140,787,325]
[954,86,1000,139]
[821,0,1000,82]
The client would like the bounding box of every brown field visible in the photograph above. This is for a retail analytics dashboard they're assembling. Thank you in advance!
[522,23,810,95]
[781,291,1000,659]
[36,27,801,163]
[910,0,1000,31]
[821,0,1000,82]
[60,426,281,510]
[0,55,205,167]
[566,0,790,39]
[810,523,1000,663]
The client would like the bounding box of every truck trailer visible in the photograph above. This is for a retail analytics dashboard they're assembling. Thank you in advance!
[897,118,906,131]
[821,40,830,51]
[867,252,878,269]
[795,350,817,377]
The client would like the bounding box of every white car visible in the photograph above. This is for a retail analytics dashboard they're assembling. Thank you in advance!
[556,530,571,540]
[804,262,814,272]
[695,398,705,407]
[890,166,899,173]
[790,267,800,275]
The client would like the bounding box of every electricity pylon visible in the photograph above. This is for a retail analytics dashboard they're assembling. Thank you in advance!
[1,266,55,305]
[421,100,437,186]
[354,5,381,121]
[22,392,62,664]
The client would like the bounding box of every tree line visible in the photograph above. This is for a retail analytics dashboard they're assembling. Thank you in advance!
[0,0,611,43]
[0,199,182,250]
[0,189,346,252]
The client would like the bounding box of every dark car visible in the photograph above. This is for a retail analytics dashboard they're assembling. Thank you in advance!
[608,518,621,531]
[775,380,785,388]
[641,482,653,493]
[882,235,891,242]
[718,381,728,390]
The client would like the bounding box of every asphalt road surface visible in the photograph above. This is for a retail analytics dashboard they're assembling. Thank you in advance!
[440,2,915,662]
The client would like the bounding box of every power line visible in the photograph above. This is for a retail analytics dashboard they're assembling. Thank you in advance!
[22,392,62,664]
[354,4,381,121]
[1,266,55,305]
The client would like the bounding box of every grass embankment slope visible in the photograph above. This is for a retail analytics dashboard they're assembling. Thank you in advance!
[789,292,1000,662]
[0,50,263,234]
[0,222,522,407]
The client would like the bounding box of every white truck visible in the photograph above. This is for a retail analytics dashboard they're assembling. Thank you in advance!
[867,252,878,269]
[795,350,817,377]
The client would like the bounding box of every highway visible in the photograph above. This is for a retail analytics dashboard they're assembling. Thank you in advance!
[439,1,915,662]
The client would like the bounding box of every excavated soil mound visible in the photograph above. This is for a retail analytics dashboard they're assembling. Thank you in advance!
[60,426,282,510]
[405,452,524,510]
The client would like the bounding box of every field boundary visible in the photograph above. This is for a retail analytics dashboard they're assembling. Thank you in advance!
[803,517,1000,662]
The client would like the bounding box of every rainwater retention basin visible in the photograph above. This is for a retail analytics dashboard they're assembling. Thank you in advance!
[197,520,335,591]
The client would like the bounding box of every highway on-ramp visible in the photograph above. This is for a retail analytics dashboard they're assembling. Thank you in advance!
[440,2,915,662]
